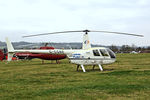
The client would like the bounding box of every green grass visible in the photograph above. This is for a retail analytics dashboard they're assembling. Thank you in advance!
[0,53,150,100]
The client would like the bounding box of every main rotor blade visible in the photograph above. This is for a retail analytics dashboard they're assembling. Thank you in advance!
[22,29,144,38]
[22,30,83,38]
[90,30,144,37]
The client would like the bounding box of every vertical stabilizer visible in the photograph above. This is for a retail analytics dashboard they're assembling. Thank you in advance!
[5,37,14,61]
[82,33,91,50]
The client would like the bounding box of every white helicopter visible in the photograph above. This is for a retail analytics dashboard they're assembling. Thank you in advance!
[6,30,143,72]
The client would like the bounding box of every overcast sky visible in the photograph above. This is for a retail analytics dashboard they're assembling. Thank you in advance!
[0,0,150,46]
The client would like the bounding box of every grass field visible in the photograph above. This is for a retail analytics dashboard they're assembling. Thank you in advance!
[0,53,150,100]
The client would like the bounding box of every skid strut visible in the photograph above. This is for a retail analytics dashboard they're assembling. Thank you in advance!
[81,65,86,72]
[98,64,103,71]
[76,65,80,71]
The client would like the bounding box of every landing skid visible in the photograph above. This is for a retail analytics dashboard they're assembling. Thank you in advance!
[76,64,103,72]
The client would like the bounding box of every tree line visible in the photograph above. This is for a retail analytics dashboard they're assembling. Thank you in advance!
[109,44,150,53]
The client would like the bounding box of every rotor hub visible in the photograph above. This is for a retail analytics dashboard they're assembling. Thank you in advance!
[83,30,90,34]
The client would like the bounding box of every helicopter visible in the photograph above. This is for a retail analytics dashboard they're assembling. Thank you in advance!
[0,49,4,61]
[15,44,66,64]
[6,30,143,72]
[0,44,66,63]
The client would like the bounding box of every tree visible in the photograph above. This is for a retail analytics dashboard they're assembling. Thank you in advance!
[120,45,132,53]
[109,45,119,52]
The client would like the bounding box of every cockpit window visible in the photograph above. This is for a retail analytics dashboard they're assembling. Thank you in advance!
[93,50,100,56]
[107,49,116,58]
[100,49,109,56]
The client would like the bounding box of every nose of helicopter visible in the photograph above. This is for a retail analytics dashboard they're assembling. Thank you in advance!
[107,49,116,59]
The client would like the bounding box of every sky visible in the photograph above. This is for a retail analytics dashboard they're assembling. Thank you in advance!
[0,0,150,46]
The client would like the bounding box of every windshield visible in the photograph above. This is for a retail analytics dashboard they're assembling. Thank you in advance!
[107,49,116,58]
